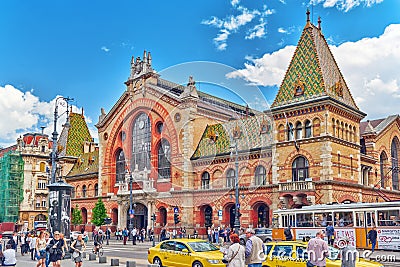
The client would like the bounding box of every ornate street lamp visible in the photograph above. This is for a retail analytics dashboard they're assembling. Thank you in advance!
[230,141,241,234]
[47,96,73,239]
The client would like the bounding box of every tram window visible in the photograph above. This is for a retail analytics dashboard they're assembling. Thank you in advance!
[355,212,365,227]
[366,212,376,227]
[334,212,353,227]
[282,214,295,228]
[378,210,400,226]
[314,213,333,227]
[296,213,313,227]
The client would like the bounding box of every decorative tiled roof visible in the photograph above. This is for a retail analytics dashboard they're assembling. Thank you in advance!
[58,112,92,157]
[360,115,399,135]
[67,150,99,177]
[191,115,273,159]
[272,17,359,111]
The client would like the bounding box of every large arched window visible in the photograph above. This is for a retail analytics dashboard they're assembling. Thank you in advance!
[391,138,399,190]
[201,172,210,189]
[132,113,151,171]
[305,120,312,138]
[226,168,235,188]
[254,165,266,186]
[82,185,87,198]
[158,139,171,179]
[116,150,126,183]
[380,152,388,188]
[292,156,309,182]
[295,122,302,140]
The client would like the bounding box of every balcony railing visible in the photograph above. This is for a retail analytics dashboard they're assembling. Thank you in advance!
[278,181,314,191]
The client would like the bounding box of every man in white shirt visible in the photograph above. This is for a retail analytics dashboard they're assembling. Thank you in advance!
[3,244,17,266]
[131,227,137,245]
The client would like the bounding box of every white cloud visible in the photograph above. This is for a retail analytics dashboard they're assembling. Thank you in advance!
[310,0,384,12]
[227,23,400,118]
[0,85,86,148]
[202,5,273,50]
[231,0,240,6]
[101,46,110,52]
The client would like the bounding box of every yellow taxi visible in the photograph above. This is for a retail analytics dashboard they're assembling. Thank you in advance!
[148,238,225,267]
[263,241,383,267]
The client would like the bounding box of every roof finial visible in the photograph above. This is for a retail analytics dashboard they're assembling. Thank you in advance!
[306,9,310,22]
[318,16,322,30]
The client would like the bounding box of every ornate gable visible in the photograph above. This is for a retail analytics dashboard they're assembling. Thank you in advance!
[272,11,359,111]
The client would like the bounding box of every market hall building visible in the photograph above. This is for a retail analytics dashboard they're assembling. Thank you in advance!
[67,12,400,235]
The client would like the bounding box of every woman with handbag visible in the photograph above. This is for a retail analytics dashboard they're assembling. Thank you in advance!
[36,231,47,267]
[223,234,245,267]
[48,231,65,267]
[70,234,86,267]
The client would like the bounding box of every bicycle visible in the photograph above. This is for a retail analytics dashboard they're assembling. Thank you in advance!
[92,243,104,256]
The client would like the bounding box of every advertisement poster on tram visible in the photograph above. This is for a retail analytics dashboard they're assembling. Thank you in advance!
[295,229,320,240]
[335,229,356,247]
[377,229,400,250]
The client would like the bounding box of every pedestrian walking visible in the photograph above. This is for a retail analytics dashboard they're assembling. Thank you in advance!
[131,227,137,245]
[71,234,86,267]
[307,230,328,267]
[122,228,128,245]
[244,228,265,267]
[223,233,245,267]
[30,234,37,261]
[326,223,335,246]
[367,227,378,252]
[48,231,65,267]
[36,231,47,267]
[284,225,293,241]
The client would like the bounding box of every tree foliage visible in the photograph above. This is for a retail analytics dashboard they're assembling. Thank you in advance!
[92,197,107,226]
[71,204,83,226]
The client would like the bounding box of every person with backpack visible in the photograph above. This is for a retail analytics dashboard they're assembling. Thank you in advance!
[284,225,293,241]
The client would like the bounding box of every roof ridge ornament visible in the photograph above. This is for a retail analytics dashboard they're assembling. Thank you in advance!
[129,50,154,80]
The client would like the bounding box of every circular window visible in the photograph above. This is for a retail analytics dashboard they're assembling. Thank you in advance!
[156,122,164,134]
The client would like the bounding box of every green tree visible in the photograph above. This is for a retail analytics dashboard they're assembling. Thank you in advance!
[71,204,83,227]
[92,197,107,226]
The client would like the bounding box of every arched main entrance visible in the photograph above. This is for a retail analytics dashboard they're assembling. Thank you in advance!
[204,206,212,228]
[159,207,167,227]
[229,205,235,228]
[127,203,148,229]
[256,204,269,228]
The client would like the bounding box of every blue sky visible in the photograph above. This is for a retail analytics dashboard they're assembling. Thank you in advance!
[0,0,399,147]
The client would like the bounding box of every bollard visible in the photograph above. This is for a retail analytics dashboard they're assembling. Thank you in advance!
[126,261,136,267]
[99,255,107,263]
[89,253,96,261]
[111,258,119,266]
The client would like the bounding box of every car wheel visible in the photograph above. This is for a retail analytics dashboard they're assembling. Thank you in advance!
[192,261,203,267]
[153,257,163,267]
[240,238,246,245]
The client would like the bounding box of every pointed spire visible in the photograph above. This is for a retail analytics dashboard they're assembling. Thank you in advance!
[143,50,147,63]
[148,52,152,66]
[306,9,310,22]
[318,16,322,30]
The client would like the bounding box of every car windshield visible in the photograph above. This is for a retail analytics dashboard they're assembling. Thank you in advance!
[188,242,219,252]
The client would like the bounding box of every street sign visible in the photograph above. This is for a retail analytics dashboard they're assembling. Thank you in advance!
[174,207,179,214]
[218,210,223,216]
[130,214,134,218]
[129,209,135,215]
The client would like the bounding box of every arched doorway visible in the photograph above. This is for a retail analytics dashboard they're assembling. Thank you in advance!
[229,205,235,229]
[204,206,212,228]
[112,208,118,225]
[127,203,148,229]
[256,204,269,228]
[159,207,167,227]
[81,208,88,224]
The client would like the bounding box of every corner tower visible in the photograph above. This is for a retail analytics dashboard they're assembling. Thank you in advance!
[272,11,366,207]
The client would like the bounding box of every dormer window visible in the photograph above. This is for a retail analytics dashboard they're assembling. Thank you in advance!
[293,76,305,96]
